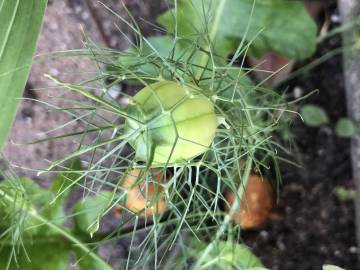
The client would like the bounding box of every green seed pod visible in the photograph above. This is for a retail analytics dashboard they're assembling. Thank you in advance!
[125,81,217,164]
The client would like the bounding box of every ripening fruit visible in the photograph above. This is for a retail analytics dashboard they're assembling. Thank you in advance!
[122,169,167,216]
[125,81,217,164]
[225,174,274,229]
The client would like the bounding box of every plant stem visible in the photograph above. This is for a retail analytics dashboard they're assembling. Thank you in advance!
[192,155,253,269]
[195,0,227,81]
[84,0,112,48]
[44,74,140,123]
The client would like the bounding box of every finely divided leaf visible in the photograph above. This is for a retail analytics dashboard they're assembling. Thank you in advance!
[0,177,53,235]
[0,175,114,270]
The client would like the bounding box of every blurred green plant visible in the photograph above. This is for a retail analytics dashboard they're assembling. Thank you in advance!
[0,157,114,270]
[323,265,346,270]
[190,240,267,269]
[300,104,356,138]
[300,104,330,127]
[335,118,357,138]
[334,186,356,202]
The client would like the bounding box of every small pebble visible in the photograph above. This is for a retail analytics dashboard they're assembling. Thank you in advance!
[293,86,303,99]
[74,6,82,14]
[49,68,60,76]
[331,14,341,23]
[349,246,357,254]
[81,11,90,21]
[260,230,269,240]
[334,250,341,257]
[107,85,122,100]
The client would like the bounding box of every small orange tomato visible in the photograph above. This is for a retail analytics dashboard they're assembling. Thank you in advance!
[225,174,274,229]
[122,169,167,216]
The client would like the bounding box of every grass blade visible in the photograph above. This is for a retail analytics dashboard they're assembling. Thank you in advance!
[0,0,47,149]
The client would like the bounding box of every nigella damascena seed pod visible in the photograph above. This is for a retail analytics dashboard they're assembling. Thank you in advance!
[125,81,217,164]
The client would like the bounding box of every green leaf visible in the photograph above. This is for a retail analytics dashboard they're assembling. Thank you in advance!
[72,191,114,235]
[157,0,237,59]
[323,265,346,270]
[300,105,329,127]
[0,242,69,270]
[158,0,317,60]
[334,186,356,202]
[335,118,356,138]
[193,241,265,269]
[0,0,47,150]
[214,241,265,269]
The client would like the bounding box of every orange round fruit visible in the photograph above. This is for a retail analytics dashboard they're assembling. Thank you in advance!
[225,174,274,229]
[122,169,167,216]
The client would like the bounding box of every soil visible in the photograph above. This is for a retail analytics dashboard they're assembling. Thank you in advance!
[4,0,358,269]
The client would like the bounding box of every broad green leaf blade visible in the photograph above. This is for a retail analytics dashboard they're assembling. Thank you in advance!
[0,0,47,150]
[0,243,69,270]
[300,104,329,127]
[223,0,317,60]
[213,241,265,269]
[323,265,346,270]
[158,0,236,63]
[158,0,317,59]
[72,191,114,235]
[193,240,265,269]
[335,118,356,138]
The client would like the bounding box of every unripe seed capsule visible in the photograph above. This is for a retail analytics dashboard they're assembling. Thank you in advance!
[125,81,217,164]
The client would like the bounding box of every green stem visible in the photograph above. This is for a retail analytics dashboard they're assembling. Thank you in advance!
[192,155,253,269]
[195,0,227,81]
[45,74,141,123]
